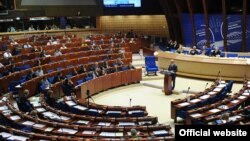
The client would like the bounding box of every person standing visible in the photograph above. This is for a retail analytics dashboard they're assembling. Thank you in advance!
[168,59,178,90]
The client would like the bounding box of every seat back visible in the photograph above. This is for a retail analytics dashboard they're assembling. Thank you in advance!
[145,56,157,68]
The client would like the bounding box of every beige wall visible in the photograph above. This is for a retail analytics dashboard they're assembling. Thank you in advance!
[97,15,169,37]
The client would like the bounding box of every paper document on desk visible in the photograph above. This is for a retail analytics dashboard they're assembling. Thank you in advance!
[65,101,76,106]
[45,127,54,132]
[238,96,247,100]
[242,93,250,96]
[58,128,78,134]
[208,91,216,95]
[0,132,12,138]
[98,122,111,126]
[231,100,240,104]
[36,107,46,112]
[22,121,35,126]
[153,130,168,135]
[33,123,46,128]
[100,132,123,137]
[190,99,201,103]
[213,87,222,92]
[76,120,89,125]
[0,106,8,111]
[118,122,135,126]
[199,95,210,100]
[191,113,202,118]
[209,108,221,113]
[10,115,21,121]
[74,105,87,111]
[7,135,28,141]
[229,115,242,121]
[82,130,96,135]
[178,102,190,107]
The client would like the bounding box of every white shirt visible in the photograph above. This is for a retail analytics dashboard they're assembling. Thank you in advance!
[3,52,12,59]
[0,63,4,68]
[23,44,32,48]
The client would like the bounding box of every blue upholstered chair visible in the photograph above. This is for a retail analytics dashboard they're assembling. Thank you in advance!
[145,56,158,76]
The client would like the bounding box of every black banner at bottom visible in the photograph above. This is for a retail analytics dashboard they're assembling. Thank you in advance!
[175,125,250,141]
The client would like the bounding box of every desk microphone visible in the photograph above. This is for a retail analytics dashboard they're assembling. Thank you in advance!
[204,82,209,90]
[186,87,190,102]
[216,70,220,80]
[129,98,132,107]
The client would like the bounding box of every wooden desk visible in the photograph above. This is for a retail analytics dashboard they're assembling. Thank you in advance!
[78,69,142,99]
[157,52,250,81]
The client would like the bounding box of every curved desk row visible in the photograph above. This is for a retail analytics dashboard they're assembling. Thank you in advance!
[157,51,250,81]
[75,68,142,99]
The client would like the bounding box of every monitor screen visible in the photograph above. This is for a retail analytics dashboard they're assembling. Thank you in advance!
[103,0,141,8]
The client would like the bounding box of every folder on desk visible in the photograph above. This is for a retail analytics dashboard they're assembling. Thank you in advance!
[73,105,87,111]
[82,130,96,135]
[7,135,28,141]
[118,122,135,126]
[65,101,76,106]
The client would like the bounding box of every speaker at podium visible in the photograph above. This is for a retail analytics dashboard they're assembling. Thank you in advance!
[160,70,175,95]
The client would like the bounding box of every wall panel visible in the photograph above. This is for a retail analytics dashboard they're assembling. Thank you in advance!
[97,15,169,37]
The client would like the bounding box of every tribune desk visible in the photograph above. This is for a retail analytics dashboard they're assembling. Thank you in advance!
[157,51,250,81]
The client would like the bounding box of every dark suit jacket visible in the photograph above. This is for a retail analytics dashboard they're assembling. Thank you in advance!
[168,64,178,77]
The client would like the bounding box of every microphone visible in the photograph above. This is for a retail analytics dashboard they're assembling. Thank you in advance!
[204,82,208,90]
[216,70,220,79]
[129,98,132,107]
[186,87,190,102]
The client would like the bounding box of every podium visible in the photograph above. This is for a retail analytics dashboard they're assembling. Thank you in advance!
[161,70,173,95]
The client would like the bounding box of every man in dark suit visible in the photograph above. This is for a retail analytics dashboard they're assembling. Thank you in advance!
[168,59,178,90]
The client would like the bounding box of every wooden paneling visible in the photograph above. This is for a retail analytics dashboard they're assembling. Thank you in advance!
[97,15,169,37]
